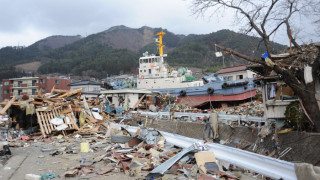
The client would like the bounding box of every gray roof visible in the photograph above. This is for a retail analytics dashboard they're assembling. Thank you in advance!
[68,80,101,86]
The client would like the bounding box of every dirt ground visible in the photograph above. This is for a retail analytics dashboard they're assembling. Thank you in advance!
[0,135,135,180]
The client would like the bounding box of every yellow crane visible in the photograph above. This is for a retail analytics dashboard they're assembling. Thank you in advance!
[156,31,165,55]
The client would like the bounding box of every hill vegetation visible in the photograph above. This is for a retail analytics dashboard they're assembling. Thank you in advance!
[0,27,286,80]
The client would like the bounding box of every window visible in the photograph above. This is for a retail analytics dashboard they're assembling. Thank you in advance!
[32,89,36,95]
[4,90,9,94]
[149,69,151,74]
[140,70,142,72]
[32,80,37,86]
[18,90,22,95]
[40,79,46,84]
[144,70,146,72]
[237,75,243,80]
[18,81,22,87]
[41,88,46,93]
[4,81,9,86]
[55,80,60,84]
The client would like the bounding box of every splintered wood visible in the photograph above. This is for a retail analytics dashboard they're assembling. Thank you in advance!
[36,106,79,137]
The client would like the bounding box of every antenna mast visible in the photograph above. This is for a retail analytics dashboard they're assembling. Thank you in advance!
[156,31,165,55]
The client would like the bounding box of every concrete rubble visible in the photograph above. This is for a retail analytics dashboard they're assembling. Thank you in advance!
[0,88,319,179]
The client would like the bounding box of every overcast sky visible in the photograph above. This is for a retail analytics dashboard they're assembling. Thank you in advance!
[0,0,319,48]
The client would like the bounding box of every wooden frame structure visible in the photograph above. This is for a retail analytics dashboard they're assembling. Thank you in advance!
[36,106,79,137]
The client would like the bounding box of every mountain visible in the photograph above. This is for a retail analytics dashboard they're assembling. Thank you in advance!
[0,35,81,65]
[0,35,82,80]
[0,26,286,80]
[30,35,82,52]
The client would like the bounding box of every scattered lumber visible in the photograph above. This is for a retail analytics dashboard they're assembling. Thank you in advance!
[0,96,16,115]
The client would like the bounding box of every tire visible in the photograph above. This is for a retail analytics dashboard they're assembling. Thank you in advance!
[207,87,214,94]
[179,90,186,96]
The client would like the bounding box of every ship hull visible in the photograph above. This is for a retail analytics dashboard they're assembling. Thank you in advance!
[177,88,256,107]
[153,78,257,107]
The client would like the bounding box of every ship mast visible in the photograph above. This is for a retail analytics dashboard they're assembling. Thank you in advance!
[156,31,165,55]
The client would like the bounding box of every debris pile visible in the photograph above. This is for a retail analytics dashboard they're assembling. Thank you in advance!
[216,100,264,117]
[0,88,113,138]
[20,124,261,179]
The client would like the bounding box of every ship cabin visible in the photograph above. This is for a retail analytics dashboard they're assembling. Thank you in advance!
[138,53,168,79]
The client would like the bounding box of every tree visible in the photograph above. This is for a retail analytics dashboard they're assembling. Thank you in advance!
[191,0,320,130]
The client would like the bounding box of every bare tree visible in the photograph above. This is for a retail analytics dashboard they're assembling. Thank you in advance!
[192,0,320,130]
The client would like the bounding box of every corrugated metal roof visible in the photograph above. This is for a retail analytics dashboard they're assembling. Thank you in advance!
[216,65,247,74]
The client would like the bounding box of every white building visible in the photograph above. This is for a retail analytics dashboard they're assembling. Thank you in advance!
[215,65,256,81]
[100,89,154,109]
[68,81,101,99]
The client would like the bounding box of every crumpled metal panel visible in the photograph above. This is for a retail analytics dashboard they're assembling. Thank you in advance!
[147,142,207,178]
[138,127,160,145]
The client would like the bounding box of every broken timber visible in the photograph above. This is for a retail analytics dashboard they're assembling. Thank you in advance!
[0,96,16,115]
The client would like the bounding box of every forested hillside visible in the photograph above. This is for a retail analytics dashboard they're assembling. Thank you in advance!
[0,35,81,80]
[0,27,286,80]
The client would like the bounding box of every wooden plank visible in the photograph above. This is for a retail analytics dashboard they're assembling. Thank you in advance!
[69,104,78,126]
[133,94,145,110]
[40,111,49,135]
[48,111,56,130]
[36,111,46,137]
[46,111,55,132]
[60,109,72,114]
[50,85,55,95]
[58,88,82,98]
[67,114,79,130]
[0,96,16,115]
[43,111,52,133]
[31,101,44,106]
[72,107,82,112]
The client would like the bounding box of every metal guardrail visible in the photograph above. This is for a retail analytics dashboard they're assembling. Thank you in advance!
[113,123,297,180]
[130,111,265,123]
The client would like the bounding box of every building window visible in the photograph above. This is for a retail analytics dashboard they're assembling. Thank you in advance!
[237,75,243,80]
[55,80,60,84]
[4,81,9,86]
[41,88,46,93]
[4,90,9,94]
[149,69,151,74]
[32,89,36,95]
[32,80,37,86]
[18,90,22,95]
[140,70,142,72]
[40,79,46,84]
[144,70,146,72]
[18,81,22,87]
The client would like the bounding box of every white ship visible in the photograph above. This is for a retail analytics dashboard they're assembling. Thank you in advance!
[137,31,203,90]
